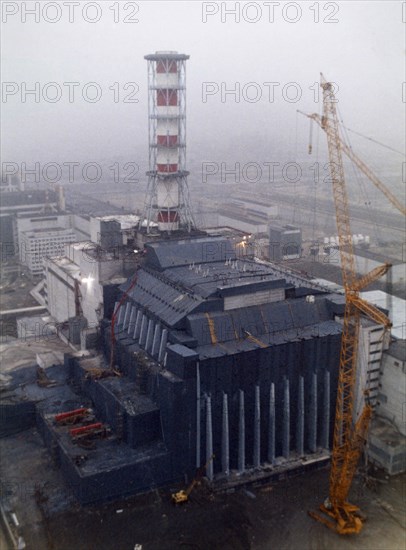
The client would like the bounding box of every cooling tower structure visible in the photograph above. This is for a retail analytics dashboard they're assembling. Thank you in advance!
[142,51,195,233]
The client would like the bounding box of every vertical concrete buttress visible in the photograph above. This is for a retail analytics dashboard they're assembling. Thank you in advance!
[268,383,275,464]
[309,372,318,453]
[123,302,131,330]
[253,385,261,468]
[133,310,142,340]
[283,378,290,459]
[196,362,201,468]
[151,323,161,358]
[158,329,168,363]
[238,389,245,473]
[222,393,230,475]
[139,315,147,348]
[297,376,304,456]
[145,319,154,352]
[113,302,119,332]
[117,301,125,326]
[127,306,137,335]
[322,370,330,449]
[206,395,213,481]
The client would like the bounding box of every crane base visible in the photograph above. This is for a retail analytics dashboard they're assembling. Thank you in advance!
[308,502,365,535]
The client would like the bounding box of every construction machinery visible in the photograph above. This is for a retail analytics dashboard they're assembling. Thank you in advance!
[84,366,120,381]
[301,74,399,534]
[70,422,109,442]
[171,454,215,504]
[55,408,91,425]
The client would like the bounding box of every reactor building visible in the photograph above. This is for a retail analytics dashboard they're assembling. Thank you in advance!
[36,235,361,504]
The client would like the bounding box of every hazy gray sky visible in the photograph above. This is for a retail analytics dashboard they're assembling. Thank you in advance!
[2,1,405,174]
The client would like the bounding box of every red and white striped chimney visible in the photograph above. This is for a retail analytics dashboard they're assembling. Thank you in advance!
[143,51,194,233]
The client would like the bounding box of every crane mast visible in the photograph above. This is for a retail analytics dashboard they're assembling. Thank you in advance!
[307,75,392,535]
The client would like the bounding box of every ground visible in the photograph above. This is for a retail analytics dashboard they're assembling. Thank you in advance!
[1,427,405,550]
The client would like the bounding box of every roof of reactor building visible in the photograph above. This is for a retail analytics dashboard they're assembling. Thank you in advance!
[120,237,336,335]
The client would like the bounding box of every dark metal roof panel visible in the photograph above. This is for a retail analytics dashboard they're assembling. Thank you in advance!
[196,320,342,358]
[186,298,339,347]
[145,237,235,270]
[125,270,203,327]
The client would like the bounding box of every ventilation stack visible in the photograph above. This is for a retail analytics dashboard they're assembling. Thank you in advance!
[142,51,195,233]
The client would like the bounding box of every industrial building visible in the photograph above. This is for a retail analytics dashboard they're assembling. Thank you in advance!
[30,227,401,506]
[230,194,279,222]
[20,227,77,277]
[0,188,61,256]
[44,238,137,327]
[14,211,71,252]
[36,234,347,503]
[217,208,269,234]
[269,224,302,261]
[368,340,406,475]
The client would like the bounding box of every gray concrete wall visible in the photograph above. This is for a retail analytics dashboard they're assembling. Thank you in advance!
[377,353,406,436]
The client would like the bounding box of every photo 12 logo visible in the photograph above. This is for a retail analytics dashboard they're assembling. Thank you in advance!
[2,82,140,103]
[2,161,140,184]
[2,2,140,24]
[201,161,336,185]
[201,2,340,24]
[202,81,339,104]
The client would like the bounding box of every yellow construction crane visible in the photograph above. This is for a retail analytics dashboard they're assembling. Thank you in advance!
[171,454,215,504]
[302,74,397,535]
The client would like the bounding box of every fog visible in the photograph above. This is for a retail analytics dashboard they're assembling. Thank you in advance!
[2,1,405,183]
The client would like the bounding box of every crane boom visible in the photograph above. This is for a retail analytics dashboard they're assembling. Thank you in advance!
[297,111,406,216]
[306,74,392,535]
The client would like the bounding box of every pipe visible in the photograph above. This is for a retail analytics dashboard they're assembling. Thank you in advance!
[55,408,88,422]
[0,305,47,317]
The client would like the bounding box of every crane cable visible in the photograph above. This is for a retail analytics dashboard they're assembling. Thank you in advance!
[337,107,380,243]
[292,111,299,224]
[340,124,405,157]
[311,117,320,244]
